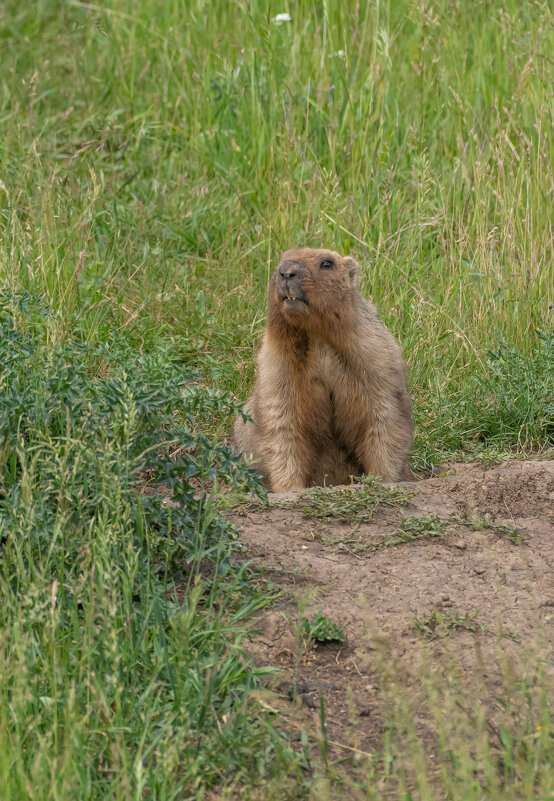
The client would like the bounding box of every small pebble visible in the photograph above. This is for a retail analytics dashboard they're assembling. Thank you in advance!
[454,540,467,549]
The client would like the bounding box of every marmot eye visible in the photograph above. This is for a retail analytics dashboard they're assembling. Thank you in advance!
[320,259,334,270]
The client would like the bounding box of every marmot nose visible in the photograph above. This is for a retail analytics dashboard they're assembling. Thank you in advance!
[279,260,302,280]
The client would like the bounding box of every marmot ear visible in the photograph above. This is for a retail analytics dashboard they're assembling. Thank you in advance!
[344,257,360,288]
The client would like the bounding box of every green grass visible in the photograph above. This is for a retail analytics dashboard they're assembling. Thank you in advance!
[412,609,484,640]
[294,475,411,523]
[0,0,553,797]
[0,289,300,798]
[308,513,449,554]
[451,511,525,545]
[2,0,553,463]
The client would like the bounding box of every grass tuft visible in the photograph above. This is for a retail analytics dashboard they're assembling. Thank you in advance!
[295,476,411,524]
[412,609,484,641]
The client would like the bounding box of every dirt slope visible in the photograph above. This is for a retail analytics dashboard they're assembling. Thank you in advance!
[229,461,554,757]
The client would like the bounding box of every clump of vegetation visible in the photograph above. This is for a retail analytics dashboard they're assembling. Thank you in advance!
[0,290,262,570]
[395,514,451,541]
[414,330,554,471]
[450,512,524,545]
[295,475,411,524]
[412,609,484,641]
[311,514,449,555]
[0,290,296,796]
[310,511,523,558]
[475,333,554,447]
[302,610,346,645]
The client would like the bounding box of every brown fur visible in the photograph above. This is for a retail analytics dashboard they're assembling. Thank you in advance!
[233,248,413,491]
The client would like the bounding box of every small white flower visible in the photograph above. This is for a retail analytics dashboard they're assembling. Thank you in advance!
[272,13,291,23]
[328,49,345,58]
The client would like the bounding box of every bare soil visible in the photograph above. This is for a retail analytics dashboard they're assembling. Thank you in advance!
[229,461,554,760]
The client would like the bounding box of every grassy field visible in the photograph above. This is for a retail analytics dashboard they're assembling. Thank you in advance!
[0,0,552,798]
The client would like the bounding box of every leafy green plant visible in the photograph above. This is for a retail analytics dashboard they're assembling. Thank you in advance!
[302,610,346,645]
[395,514,451,540]
[0,290,294,797]
[0,292,264,569]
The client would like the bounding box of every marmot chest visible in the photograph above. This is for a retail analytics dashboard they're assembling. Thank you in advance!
[290,343,354,438]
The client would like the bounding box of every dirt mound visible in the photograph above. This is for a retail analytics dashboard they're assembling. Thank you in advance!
[229,461,554,760]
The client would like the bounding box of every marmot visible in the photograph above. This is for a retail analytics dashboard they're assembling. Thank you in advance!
[233,248,413,491]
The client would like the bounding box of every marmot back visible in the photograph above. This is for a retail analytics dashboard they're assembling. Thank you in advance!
[233,248,413,491]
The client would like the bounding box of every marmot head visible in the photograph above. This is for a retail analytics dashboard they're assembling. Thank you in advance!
[270,248,360,333]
